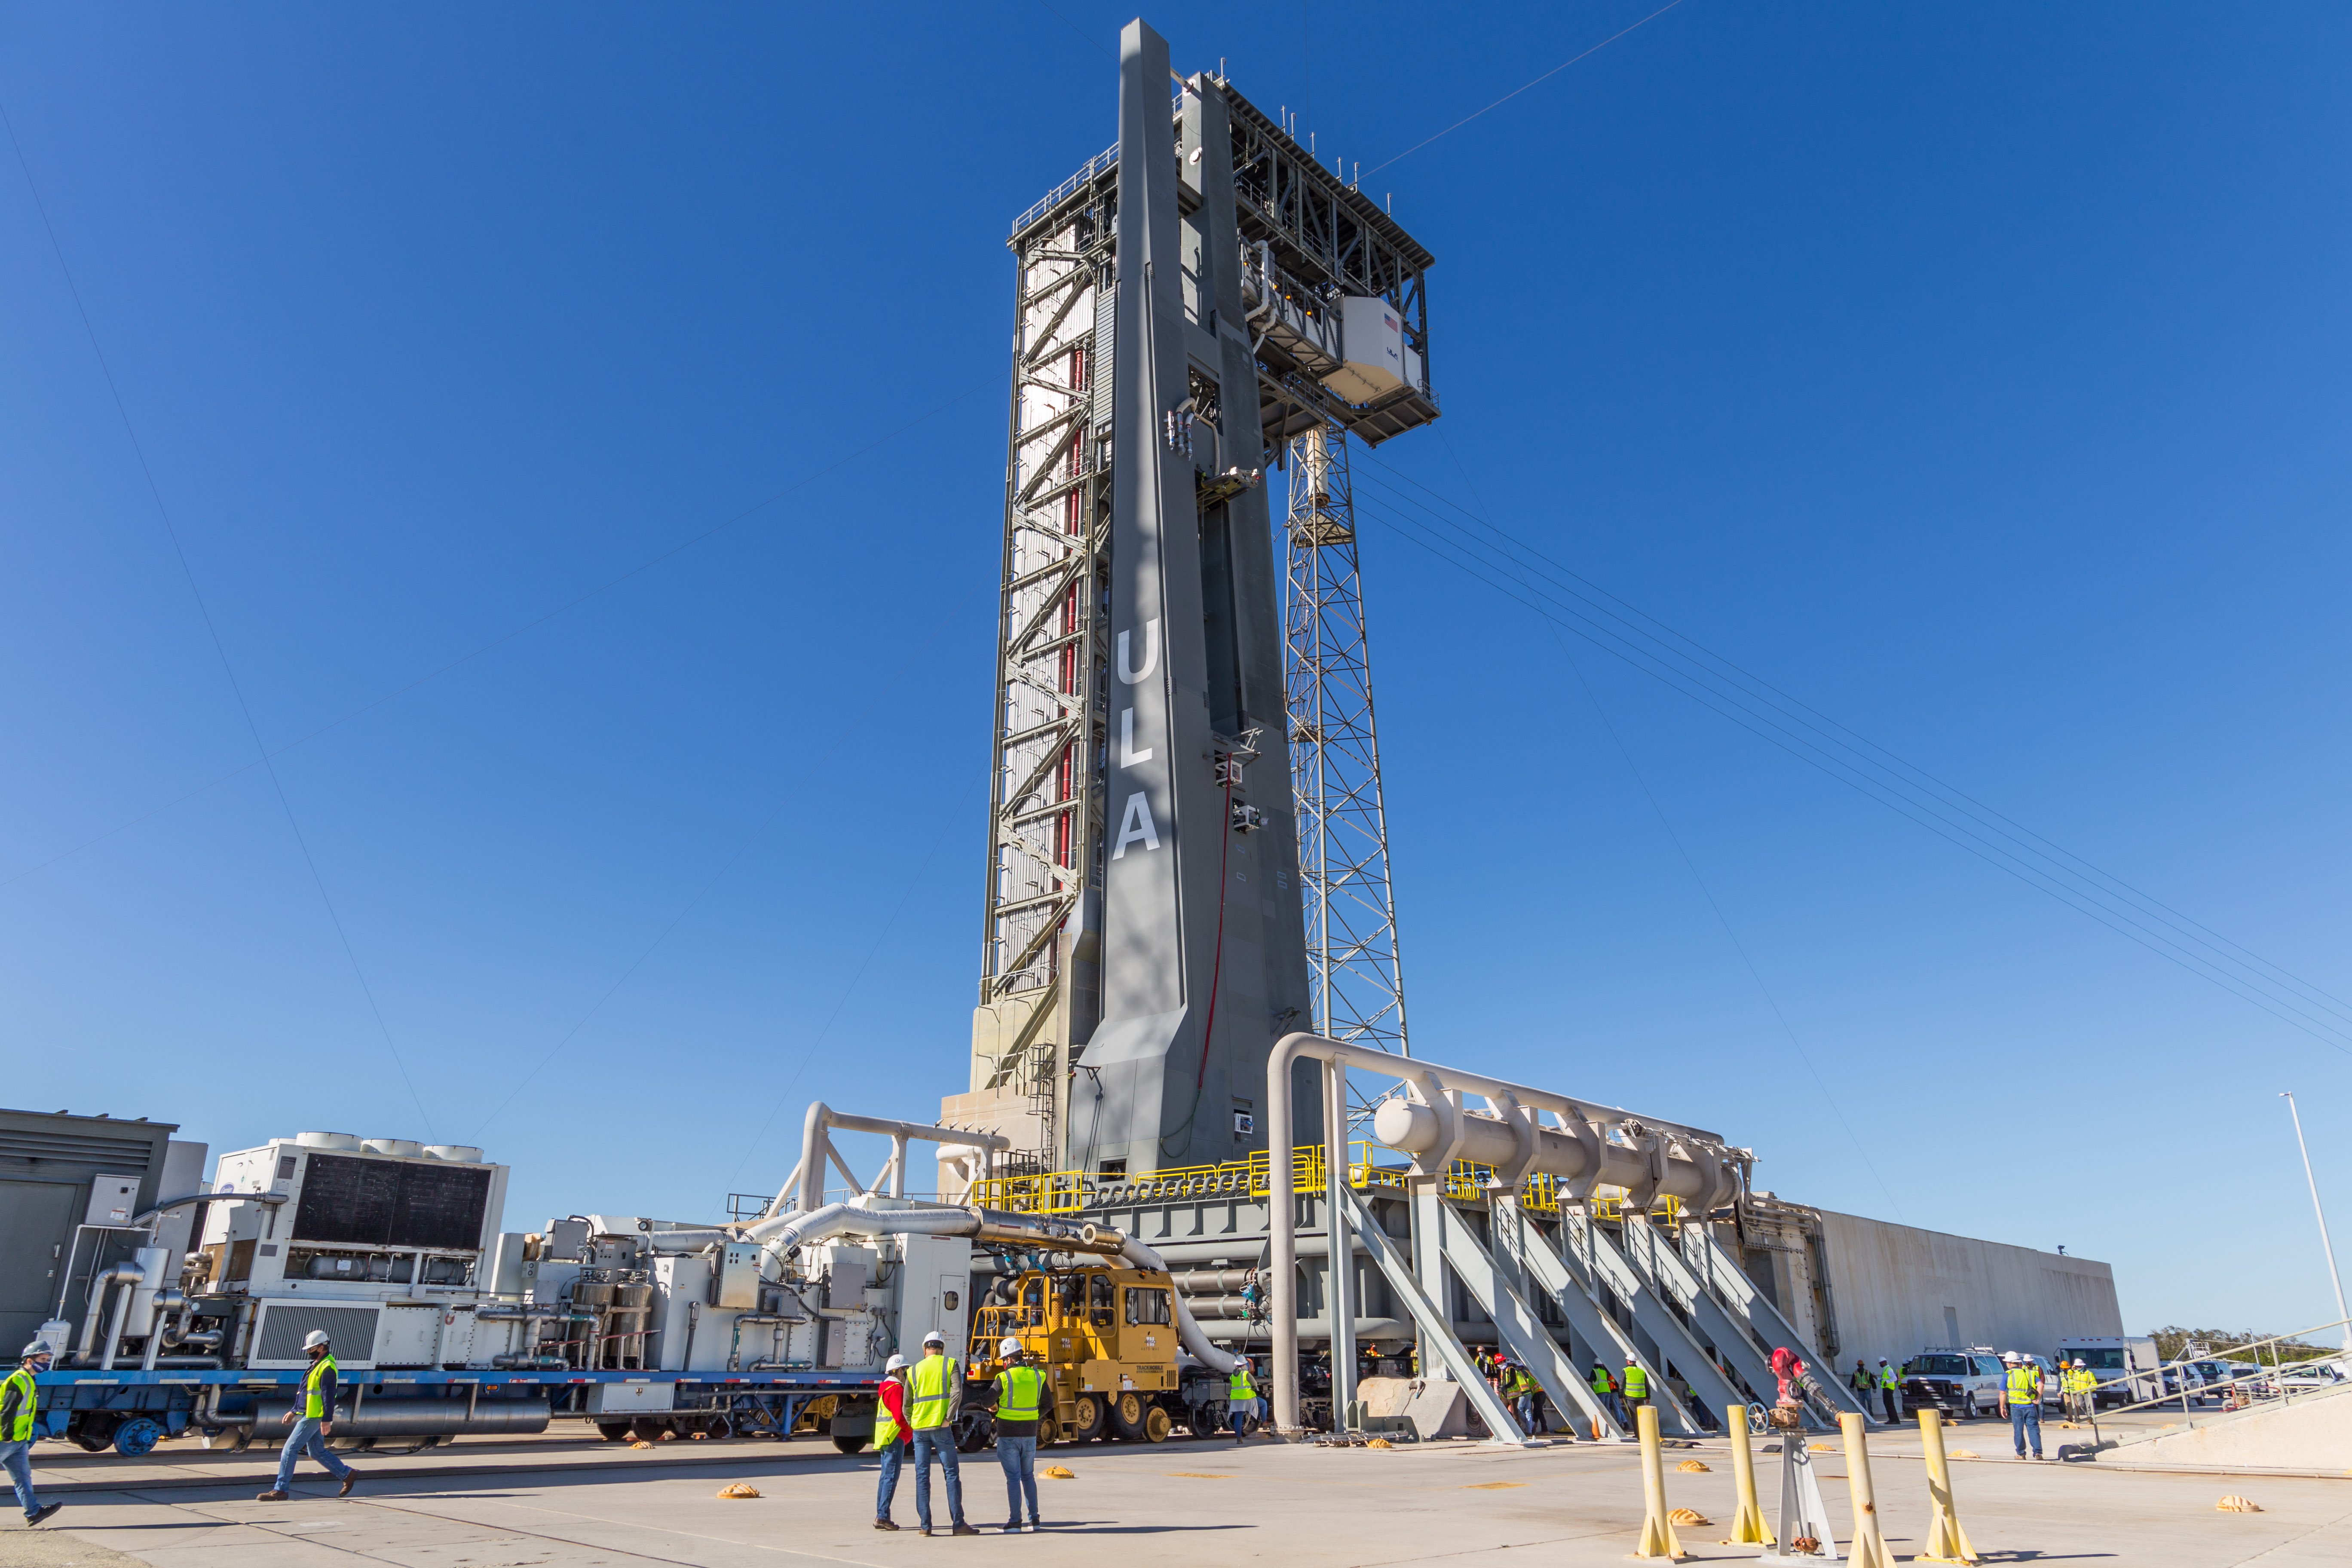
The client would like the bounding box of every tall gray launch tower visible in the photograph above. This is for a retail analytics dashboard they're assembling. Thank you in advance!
[952,20,1437,1176]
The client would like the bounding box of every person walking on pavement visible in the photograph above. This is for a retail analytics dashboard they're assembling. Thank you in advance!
[1876,1357,1901,1423]
[1228,1356,1258,1441]
[3,1341,62,1528]
[2002,1351,2044,1460]
[257,1331,356,1501]
[989,1338,1044,1533]
[872,1354,912,1531]
[907,1331,976,1536]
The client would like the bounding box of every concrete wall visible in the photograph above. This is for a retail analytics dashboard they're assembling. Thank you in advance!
[1816,1207,2123,1368]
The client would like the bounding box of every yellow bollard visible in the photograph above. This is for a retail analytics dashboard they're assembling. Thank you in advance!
[1723,1404,1773,1546]
[1840,1413,1894,1568]
[1632,1404,1687,1559]
[1917,1409,1980,1565]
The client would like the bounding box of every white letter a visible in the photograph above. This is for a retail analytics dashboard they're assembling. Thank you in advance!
[1111,792,1161,859]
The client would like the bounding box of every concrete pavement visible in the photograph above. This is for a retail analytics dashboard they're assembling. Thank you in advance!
[5,1424,2348,1568]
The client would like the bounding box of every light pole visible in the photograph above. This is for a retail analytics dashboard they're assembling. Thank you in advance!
[2281,1092,2352,1354]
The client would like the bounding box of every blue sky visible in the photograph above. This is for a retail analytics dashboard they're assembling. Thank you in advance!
[4,3,2346,1338]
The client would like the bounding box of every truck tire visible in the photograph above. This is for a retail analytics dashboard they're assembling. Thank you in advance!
[1143,1406,1173,1443]
[1038,1412,1060,1446]
[1110,1392,1145,1440]
[832,1434,870,1455]
[597,1422,632,1442]
[1067,1394,1103,1443]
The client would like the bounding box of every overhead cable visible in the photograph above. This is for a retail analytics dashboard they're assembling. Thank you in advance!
[1344,461,2352,1059]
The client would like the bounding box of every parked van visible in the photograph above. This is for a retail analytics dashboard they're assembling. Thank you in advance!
[2055,1336,2161,1407]
[1899,1347,2006,1419]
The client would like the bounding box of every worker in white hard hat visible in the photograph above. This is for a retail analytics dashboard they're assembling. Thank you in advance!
[1876,1357,1900,1424]
[3,1341,61,1527]
[1227,1355,1257,1441]
[257,1329,358,1501]
[2063,1358,2092,1422]
[988,1335,1045,1532]
[906,1330,975,1535]
[873,1353,913,1530]
[2000,1351,2043,1461]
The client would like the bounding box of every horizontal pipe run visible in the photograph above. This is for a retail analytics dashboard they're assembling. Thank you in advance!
[251,1398,552,1436]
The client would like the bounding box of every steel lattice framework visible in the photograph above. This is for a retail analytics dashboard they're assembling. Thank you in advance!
[1285,423,1412,1064]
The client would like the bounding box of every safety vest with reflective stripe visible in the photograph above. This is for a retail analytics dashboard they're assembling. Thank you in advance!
[1878,1364,1898,1390]
[876,1379,905,1448]
[303,1354,339,1420]
[1591,1366,1615,1395]
[2006,1366,2039,1405]
[997,1364,1044,1423]
[1622,1365,1649,1399]
[1228,1365,1256,1401]
[1,1367,36,1442]
[1506,1368,1536,1397]
[910,1352,954,1430]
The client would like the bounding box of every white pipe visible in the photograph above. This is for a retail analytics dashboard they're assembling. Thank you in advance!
[1115,1234,1240,1376]
[769,1104,1011,1219]
[1266,1032,1744,1433]
[76,1265,144,1363]
[1370,1101,1737,1208]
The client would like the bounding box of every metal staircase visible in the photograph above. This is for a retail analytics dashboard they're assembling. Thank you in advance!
[1675,1218,1880,1425]
[1421,1191,1627,1437]
[1554,1206,1744,1433]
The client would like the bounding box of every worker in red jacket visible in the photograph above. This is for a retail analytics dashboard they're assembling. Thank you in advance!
[873,1355,913,1530]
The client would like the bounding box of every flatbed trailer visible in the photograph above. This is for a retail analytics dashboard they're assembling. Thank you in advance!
[28,1366,885,1458]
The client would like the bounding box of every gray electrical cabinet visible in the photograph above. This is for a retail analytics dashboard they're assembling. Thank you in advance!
[0,1109,180,1356]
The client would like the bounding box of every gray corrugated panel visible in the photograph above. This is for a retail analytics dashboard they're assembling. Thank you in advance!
[0,1129,162,1172]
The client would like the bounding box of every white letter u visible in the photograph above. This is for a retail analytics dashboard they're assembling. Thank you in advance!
[1116,619,1161,685]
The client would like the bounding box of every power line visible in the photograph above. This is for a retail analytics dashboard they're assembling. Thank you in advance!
[1558,629,1908,1222]
[1363,0,1688,178]
[4,92,436,1133]
[1340,472,2352,1060]
[1431,428,1906,1216]
[1361,452,2352,1035]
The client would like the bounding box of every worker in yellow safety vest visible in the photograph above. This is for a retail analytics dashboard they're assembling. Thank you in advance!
[907,1330,975,1535]
[3,1340,61,1527]
[1504,1362,1544,1435]
[2001,1352,2044,1461]
[1621,1357,1650,1416]
[258,1330,357,1501]
[988,1338,1045,1534]
[1228,1357,1258,1442]
[1591,1360,1624,1425]
[1876,1357,1900,1424]
[2064,1359,2093,1421]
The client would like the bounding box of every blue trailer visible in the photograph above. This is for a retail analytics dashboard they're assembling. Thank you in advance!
[29,1365,887,1458]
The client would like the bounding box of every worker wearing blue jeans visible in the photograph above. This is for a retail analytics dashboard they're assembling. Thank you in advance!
[260,1331,357,1500]
[906,1334,975,1536]
[2004,1355,2044,1461]
[3,1341,62,1527]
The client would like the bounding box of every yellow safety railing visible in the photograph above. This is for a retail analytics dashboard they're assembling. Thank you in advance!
[967,1145,1685,1223]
